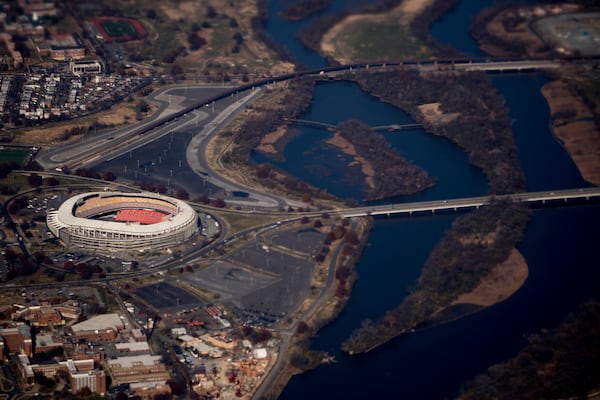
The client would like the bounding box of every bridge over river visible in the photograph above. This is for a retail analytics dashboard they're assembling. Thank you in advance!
[284,118,422,132]
[341,187,600,218]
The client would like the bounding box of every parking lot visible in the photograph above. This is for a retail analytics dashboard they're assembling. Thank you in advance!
[135,281,199,310]
[185,225,325,328]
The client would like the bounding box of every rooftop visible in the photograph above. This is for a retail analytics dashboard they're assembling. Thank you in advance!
[71,313,124,333]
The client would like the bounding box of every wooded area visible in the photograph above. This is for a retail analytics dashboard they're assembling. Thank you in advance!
[458,300,600,400]
[334,119,434,200]
[341,200,530,354]
[352,70,525,195]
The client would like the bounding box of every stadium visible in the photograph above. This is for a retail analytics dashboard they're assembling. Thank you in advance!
[47,192,199,254]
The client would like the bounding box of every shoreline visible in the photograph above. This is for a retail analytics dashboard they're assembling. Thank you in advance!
[540,80,600,186]
[471,3,600,187]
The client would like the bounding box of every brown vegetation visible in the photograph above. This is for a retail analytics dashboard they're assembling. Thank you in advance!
[329,120,435,200]
[542,79,600,186]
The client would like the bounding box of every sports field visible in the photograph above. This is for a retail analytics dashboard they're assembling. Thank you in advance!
[102,20,138,38]
[0,147,32,164]
[90,17,146,43]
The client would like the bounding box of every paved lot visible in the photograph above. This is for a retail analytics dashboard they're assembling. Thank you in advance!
[185,260,276,299]
[136,281,199,310]
[185,226,325,327]
[534,12,600,56]
[267,226,324,255]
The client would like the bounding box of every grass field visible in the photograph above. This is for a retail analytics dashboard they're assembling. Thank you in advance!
[0,147,32,164]
[338,19,431,61]
[102,20,138,38]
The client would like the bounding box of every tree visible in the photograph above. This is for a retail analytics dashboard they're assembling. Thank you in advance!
[333,225,346,239]
[196,194,210,204]
[296,321,309,334]
[102,171,116,181]
[233,32,243,45]
[206,6,217,18]
[136,100,149,114]
[344,230,359,245]
[27,173,42,187]
[171,63,184,76]
[175,189,189,200]
[213,198,226,208]
[187,32,207,50]
[63,260,75,271]
[45,177,59,186]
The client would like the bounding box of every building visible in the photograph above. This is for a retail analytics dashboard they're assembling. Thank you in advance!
[47,192,199,256]
[35,33,85,61]
[18,0,59,19]
[22,358,106,395]
[0,324,32,357]
[114,341,150,355]
[35,334,63,354]
[106,354,170,387]
[71,313,124,342]
[69,365,106,395]
[12,303,81,325]
[70,60,102,74]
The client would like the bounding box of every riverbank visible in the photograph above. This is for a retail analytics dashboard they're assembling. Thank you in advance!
[257,216,373,400]
[471,3,600,187]
[541,79,600,186]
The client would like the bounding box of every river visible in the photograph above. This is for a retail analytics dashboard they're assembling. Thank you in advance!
[262,1,600,399]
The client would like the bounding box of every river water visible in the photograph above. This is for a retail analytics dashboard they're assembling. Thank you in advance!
[263,1,600,399]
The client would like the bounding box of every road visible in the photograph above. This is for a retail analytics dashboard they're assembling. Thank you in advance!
[184,87,283,208]
[35,85,298,209]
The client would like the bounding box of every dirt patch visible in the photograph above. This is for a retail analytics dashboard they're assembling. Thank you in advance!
[398,0,436,16]
[325,131,375,190]
[256,126,287,155]
[160,1,199,21]
[12,101,156,145]
[255,126,301,160]
[542,80,600,186]
[418,102,460,125]
[450,248,528,307]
